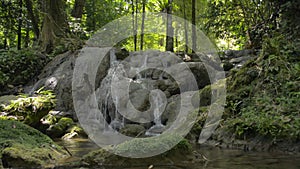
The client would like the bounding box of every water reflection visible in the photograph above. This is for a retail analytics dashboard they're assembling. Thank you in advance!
[56,139,300,169]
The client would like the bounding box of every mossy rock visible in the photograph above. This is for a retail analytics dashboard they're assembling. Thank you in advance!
[192,78,226,107]
[119,124,146,137]
[82,137,197,168]
[1,90,56,129]
[46,117,74,138]
[0,120,68,168]
[62,124,88,139]
[187,107,209,142]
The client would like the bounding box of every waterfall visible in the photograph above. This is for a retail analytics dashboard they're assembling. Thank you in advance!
[153,90,164,126]
[145,90,167,136]
[96,48,125,132]
[109,48,117,66]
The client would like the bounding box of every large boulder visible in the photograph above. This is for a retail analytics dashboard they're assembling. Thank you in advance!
[27,51,77,114]
[29,49,221,134]
[0,120,68,168]
[26,50,111,119]
[82,136,198,168]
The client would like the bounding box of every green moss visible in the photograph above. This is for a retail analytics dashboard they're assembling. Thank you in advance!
[1,89,56,128]
[46,117,74,138]
[119,124,145,137]
[188,107,208,140]
[192,78,226,107]
[0,120,68,168]
[113,133,185,157]
[82,136,194,167]
[62,124,88,139]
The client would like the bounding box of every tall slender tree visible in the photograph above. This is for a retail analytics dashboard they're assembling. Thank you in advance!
[24,0,39,40]
[17,0,22,50]
[165,0,174,52]
[71,0,85,19]
[131,0,139,51]
[191,0,196,53]
[140,0,146,50]
[183,0,189,53]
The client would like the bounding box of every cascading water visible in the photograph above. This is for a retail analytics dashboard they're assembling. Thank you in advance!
[145,89,167,136]
[96,50,172,136]
[96,48,125,132]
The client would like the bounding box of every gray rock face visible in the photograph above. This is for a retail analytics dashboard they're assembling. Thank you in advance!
[29,51,77,114]
[222,49,258,70]
[29,49,223,138]
[27,50,111,119]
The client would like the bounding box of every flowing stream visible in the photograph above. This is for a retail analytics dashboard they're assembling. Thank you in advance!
[56,139,300,169]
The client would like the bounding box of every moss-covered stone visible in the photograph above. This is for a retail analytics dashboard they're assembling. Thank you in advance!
[119,124,146,137]
[62,124,88,139]
[46,117,74,138]
[0,120,68,168]
[192,78,226,107]
[82,137,197,168]
[1,89,56,129]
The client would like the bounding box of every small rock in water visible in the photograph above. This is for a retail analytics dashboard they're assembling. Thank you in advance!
[145,125,165,136]
[110,120,124,131]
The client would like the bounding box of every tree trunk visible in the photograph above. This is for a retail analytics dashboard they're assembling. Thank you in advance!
[135,0,138,51]
[192,0,197,53]
[165,0,174,52]
[24,0,39,39]
[24,22,30,48]
[40,0,68,53]
[71,0,85,19]
[17,0,22,50]
[183,0,189,53]
[3,38,7,50]
[140,0,146,50]
[132,0,137,51]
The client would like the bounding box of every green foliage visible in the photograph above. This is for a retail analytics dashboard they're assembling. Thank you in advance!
[224,34,300,140]
[49,37,84,57]
[203,0,278,49]
[1,88,56,127]
[0,49,49,88]
[227,96,300,140]
[84,0,130,32]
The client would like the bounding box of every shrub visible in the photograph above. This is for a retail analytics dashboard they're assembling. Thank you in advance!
[0,49,49,88]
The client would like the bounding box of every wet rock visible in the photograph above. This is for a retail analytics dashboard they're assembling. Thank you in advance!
[119,124,146,137]
[222,61,234,71]
[115,47,129,60]
[224,49,254,58]
[129,88,150,112]
[46,117,75,138]
[82,136,196,167]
